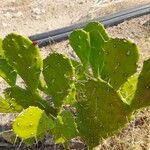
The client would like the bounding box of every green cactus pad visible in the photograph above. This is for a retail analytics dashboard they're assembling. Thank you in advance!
[87,30,105,78]
[131,59,150,110]
[38,78,49,95]
[43,53,74,108]
[64,86,76,105]
[118,74,138,105]
[2,33,43,92]
[76,79,129,149]
[84,22,110,41]
[13,106,54,142]
[0,38,4,57]
[0,58,17,86]
[4,86,57,116]
[0,96,16,112]
[69,29,91,68]
[0,38,16,85]
[101,38,139,90]
[84,22,109,78]
[52,110,78,144]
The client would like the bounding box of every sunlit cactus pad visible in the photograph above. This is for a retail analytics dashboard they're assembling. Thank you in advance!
[13,106,54,141]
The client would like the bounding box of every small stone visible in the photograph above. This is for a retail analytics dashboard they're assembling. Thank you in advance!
[2,23,8,27]
[32,8,45,15]
[31,14,41,20]
[14,11,23,17]
[4,12,12,18]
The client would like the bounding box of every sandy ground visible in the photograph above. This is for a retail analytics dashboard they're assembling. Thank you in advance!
[0,0,149,36]
[0,0,150,149]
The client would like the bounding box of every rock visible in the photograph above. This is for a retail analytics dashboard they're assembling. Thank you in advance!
[32,8,45,15]
[4,12,12,19]
[69,138,86,149]
[13,11,23,17]
[31,14,41,20]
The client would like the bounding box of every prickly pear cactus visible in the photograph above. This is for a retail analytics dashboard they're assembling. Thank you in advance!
[52,110,78,145]
[131,58,150,110]
[69,29,91,68]
[13,106,54,142]
[101,38,139,90]
[0,38,4,57]
[84,22,110,78]
[43,53,75,108]
[76,79,130,149]
[87,30,105,78]
[0,22,150,150]
[84,22,109,41]
[4,86,57,116]
[0,58,17,86]
[2,33,43,92]
[0,38,17,85]
[0,96,15,112]
[118,74,138,105]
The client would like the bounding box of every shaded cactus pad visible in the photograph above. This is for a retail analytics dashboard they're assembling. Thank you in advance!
[76,79,129,149]
[43,53,75,108]
[131,58,150,109]
[0,58,17,86]
[52,110,78,144]
[4,86,56,115]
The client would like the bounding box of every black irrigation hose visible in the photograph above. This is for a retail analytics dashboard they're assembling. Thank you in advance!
[29,4,150,48]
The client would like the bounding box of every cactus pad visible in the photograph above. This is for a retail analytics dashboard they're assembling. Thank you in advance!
[118,74,138,105]
[0,38,16,85]
[13,106,54,142]
[84,22,109,41]
[0,58,17,86]
[101,38,139,90]
[52,110,78,144]
[69,29,91,68]
[2,33,43,92]
[84,22,109,78]
[131,59,150,110]
[0,96,16,112]
[87,30,105,78]
[4,86,57,115]
[0,38,4,57]
[76,79,128,149]
[43,53,74,108]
